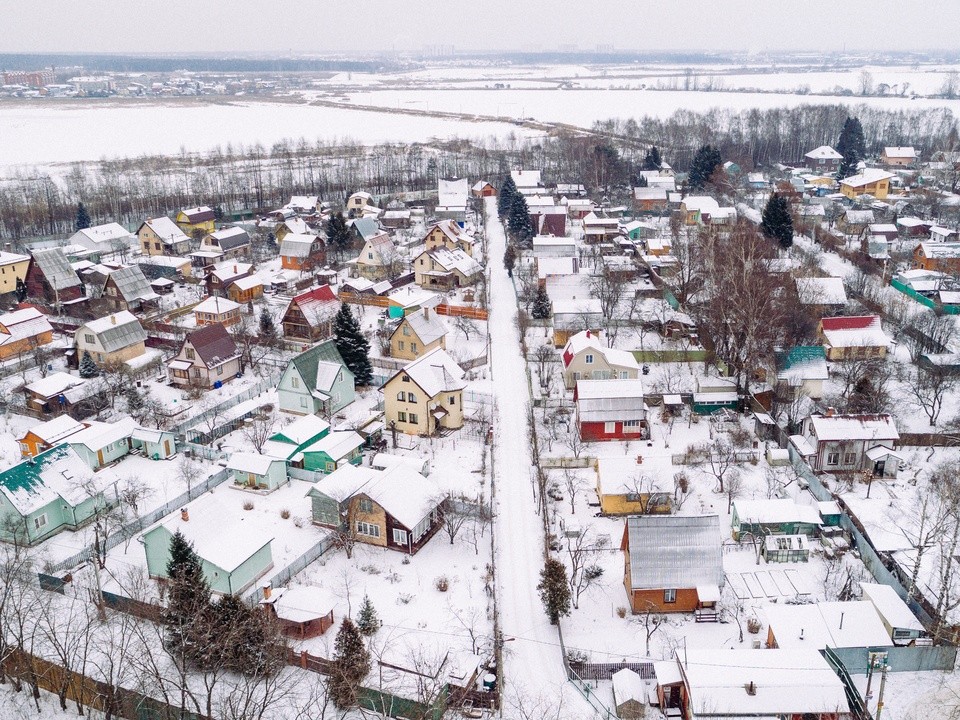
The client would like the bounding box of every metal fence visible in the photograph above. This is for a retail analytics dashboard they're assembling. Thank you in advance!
[828,645,957,674]
[288,466,325,482]
[171,373,280,437]
[243,534,334,605]
[185,404,270,444]
[49,468,231,573]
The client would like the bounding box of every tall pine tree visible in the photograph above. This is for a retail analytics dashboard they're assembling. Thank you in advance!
[531,286,552,319]
[164,530,212,661]
[760,193,794,249]
[508,193,534,246]
[258,306,277,344]
[333,304,373,386]
[503,245,516,277]
[330,618,371,708]
[643,146,662,171]
[75,202,91,231]
[538,557,571,625]
[688,145,722,190]
[326,212,353,262]
[498,175,517,217]
[836,116,866,163]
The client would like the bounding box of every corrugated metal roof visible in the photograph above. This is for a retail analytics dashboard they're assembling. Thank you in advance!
[79,311,147,353]
[108,266,158,304]
[32,248,82,291]
[624,515,723,591]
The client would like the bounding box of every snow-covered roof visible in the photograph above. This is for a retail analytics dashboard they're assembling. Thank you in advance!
[227,451,283,476]
[765,601,892,650]
[78,311,147,352]
[26,415,85,445]
[682,649,849,717]
[31,248,83,291]
[69,417,137,453]
[681,196,721,214]
[179,206,215,222]
[71,223,133,249]
[419,247,482,277]
[302,430,364,461]
[0,307,52,348]
[732,498,821,526]
[25,372,86,399]
[883,146,916,159]
[623,515,723,591]
[612,668,644,704]
[142,216,189,244]
[820,315,890,348]
[860,582,924,632]
[840,168,895,187]
[795,277,847,306]
[576,378,644,400]
[260,585,333,623]
[194,296,241,315]
[272,414,331,446]
[279,233,319,258]
[392,347,466,398]
[397,308,447,347]
[511,170,542,188]
[775,346,829,383]
[438,177,469,207]
[562,330,639,371]
[805,145,843,160]
[808,413,899,442]
[0,444,100,515]
[844,209,874,224]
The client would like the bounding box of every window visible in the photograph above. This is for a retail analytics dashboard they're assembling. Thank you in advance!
[402,375,410,382]
[299,397,307,408]
[664,589,677,603]
[408,413,418,425]
[359,499,373,514]
[155,243,161,250]
[449,395,456,406]
[398,411,407,423]
[397,391,405,401]
[827,452,840,466]
[625,493,640,503]
[356,521,380,538]
[584,354,594,364]
[398,340,405,351]
[843,452,856,465]
[367,252,373,260]
[407,392,417,403]
[186,348,195,360]
[624,420,640,428]
[393,528,408,545]
[84,333,94,344]
[411,342,417,353]
[402,325,410,336]
[604,422,616,434]
[33,514,47,531]
[619,371,629,379]
[217,364,223,375]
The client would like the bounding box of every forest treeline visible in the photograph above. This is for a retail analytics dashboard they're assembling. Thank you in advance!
[0,103,956,242]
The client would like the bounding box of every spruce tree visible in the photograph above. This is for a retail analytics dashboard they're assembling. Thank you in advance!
[688,145,722,190]
[836,116,866,163]
[760,193,794,249]
[330,618,371,708]
[356,594,381,636]
[75,202,91,231]
[498,175,517,217]
[333,304,373,386]
[537,557,571,625]
[213,205,225,222]
[531,286,552,319]
[258,306,277,344]
[79,350,100,378]
[836,153,859,182]
[166,530,210,612]
[508,193,534,246]
[326,212,353,261]
[164,530,212,661]
[503,245,516,277]
[643,146,662,171]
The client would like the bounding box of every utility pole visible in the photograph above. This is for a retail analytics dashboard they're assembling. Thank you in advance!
[875,657,889,720]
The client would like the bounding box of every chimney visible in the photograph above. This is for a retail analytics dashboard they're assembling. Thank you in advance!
[746,681,756,696]
[825,406,836,417]
[636,456,643,465]
[423,306,430,320]
[233,264,238,273]
[110,314,116,325]
[180,508,189,522]
[262,583,272,600]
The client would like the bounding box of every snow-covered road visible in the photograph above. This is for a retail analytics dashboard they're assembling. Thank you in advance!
[486,198,589,717]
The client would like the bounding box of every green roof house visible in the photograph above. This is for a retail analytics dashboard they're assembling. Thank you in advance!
[0,444,119,545]
[774,346,828,400]
[277,340,355,417]
[301,431,365,474]
[262,414,331,464]
[226,452,288,492]
[142,499,274,596]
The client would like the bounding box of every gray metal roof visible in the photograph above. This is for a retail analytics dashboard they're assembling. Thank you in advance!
[32,248,82,291]
[624,515,723,591]
[81,312,147,353]
[107,265,157,303]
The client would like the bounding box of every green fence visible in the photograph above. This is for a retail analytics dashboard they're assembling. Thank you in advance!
[357,685,448,720]
[632,349,708,363]
[891,278,960,315]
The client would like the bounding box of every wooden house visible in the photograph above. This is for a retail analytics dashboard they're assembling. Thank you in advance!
[25,248,84,304]
[612,669,645,720]
[423,220,476,257]
[355,233,399,281]
[18,415,87,458]
[799,411,900,475]
[281,285,339,342]
[280,233,325,271]
[859,582,928,646]
[137,217,192,256]
[839,169,894,200]
[200,226,250,262]
[818,315,890,360]
[596,456,672,516]
[276,340,355,415]
[347,191,378,217]
[259,585,334,639]
[389,306,447,361]
[730,498,821,540]
[765,601,892,651]
[23,372,91,415]
[561,330,640,390]
[68,417,137,471]
[226,275,263,304]
[205,261,254,297]
[380,347,466,436]
[193,296,242,327]
[804,145,843,172]
[101,265,160,313]
[881,146,917,167]
[621,514,723,615]
[913,242,960,274]
[227,452,288,491]
[307,463,442,555]
[300,430,365,473]
[575,379,648,442]
[0,307,53,361]
[471,180,495,198]
[75,311,147,367]
[413,247,482,290]
[175,206,217,236]
[167,323,241,389]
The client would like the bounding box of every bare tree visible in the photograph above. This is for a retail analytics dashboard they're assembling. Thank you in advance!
[699,439,740,493]
[452,314,479,343]
[177,453,203,492]
[639,601,667,657]
[565,529,604,609]
[562,468,587,514]
[438,493,471,544]
[242,405,276,454]
[902,364,959,427]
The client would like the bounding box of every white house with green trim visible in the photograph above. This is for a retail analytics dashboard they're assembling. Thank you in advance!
[226,452,288,491]
[0,444,119,545]
[261,414,331,464]
[277,341,355,416]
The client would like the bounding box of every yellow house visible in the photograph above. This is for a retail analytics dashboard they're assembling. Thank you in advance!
[355,233,398,281]
[389,306,447,361]
[137,217,192,256]
[596,456,672,516]
[74,311,147,367]
[839,169,894,200]
[175,206,217,236]
[423,220,476,257]
[381,347,465,436]
[0,251,31,295]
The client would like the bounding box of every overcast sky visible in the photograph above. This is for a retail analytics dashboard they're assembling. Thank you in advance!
[1,1,958,55]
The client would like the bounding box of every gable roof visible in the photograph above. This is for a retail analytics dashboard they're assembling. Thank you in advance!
[194,296,241,315]
[25,371,87,399]
[72,223,132,248]
[30,248,83,291]
[302,430,365,461]
[0,444,101,515]
[290,285,339,327]
[840,168,895,188]
[427,219,474,247]
[78,311,147,352]
[352,217,381,242]
[207,226,249,251]
[24,415,86,445]
[883,146,916,159]
[805,145,843,160]
[280,233,320,258]
[227,451,283,476]
[184,323,239,367]
[807,413,899,442]
[394,308,447,347]
[68,417,137,453]
[624,515,723,591]
[795,276,848,306]
[179,206,215,223]
[775,346,829,382]
[0,307,52,347]
[561,330,639,371]
[389,347,465,398]
[140,217,189,244]
[286,339,351,392]
[820,315,890,348]
[107,265,159,305]
[270,414,331,446]
[419,247,481,276]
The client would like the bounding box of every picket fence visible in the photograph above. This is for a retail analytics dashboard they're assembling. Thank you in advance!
[49,468,231,573]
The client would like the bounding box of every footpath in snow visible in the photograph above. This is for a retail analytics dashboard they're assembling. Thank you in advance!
[485,197,590,717]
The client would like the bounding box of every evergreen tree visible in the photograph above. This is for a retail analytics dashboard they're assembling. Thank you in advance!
[643,146,662,171]
[166,530,210,612]
[75,202,91,231]
[760,193,794,249]
[213,205,225,222]
[508,193,534,246]
[356,594,381,636]
[164,530,212,661]
[538,557,571,625]
[326,212,353,262]
[503,245,517,277]
[531,285,552,319]
[330,618,371,708]
[333,304,373,386]
[258,306,277,344]
[688,145,722,190]
[124,384,145,416]
[635,174,648,188]
[79,350,100,378]
[835,153,859,182]
[498,175,518,217]
[836,116,866,163]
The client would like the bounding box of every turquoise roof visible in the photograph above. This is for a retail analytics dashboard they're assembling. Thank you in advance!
[775,346,827,371]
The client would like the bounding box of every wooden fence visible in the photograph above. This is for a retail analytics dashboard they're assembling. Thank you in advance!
[338,291,391,308]
[435,304,488,321]
[569,660,656,681]
[899,432,960,447]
